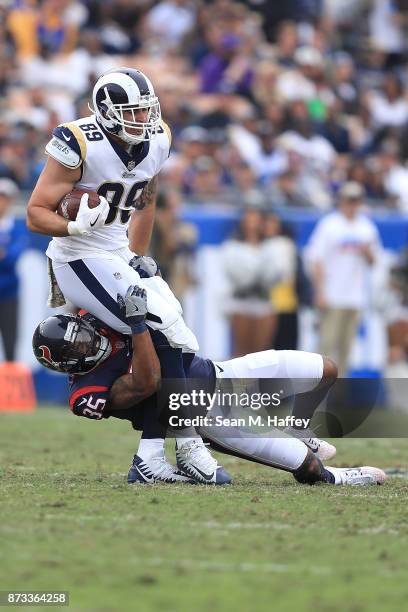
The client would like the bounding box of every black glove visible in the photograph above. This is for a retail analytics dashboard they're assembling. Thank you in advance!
[129,255,159,278]
[117,285,148,334]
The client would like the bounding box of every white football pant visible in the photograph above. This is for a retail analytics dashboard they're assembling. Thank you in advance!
[52,250,198,352]
[201,349,324,471]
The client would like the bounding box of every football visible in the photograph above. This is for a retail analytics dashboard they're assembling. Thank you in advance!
[57,188,101,221]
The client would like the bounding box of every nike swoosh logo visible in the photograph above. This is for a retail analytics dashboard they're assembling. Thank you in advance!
[215,364,224,373]
[194,467,215,481]
[62,132,71,142]
[90,214,100,227]
[135,465,155,483]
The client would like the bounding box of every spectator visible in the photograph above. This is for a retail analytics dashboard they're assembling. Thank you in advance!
[6,0,39,59]
[278,109,336,210]
[260,212,299,350]
[280,100,337,174]
[368,0,406,67]
[366,73,408,131]
[150,190,197,302]
[364,157,389,205]
[330,53,358,114]
[227,159,261,205]
[229,117,287,183]
[199,31,255,96]
[305,181,382,375]
[318,99,351,154]
[97,0,144,55]
[222,206,275,357]
[186,155,226,202]
[0,179,28,361]
[380,140,408,212]
[267,170,311,208]
[146,0,196,50]
[271,20,298,67]
[276,45,326,102]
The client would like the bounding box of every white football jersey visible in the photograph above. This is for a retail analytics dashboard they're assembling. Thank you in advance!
[45,114,171,262]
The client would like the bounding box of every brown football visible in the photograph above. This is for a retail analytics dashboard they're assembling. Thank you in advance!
[57,188,101,221]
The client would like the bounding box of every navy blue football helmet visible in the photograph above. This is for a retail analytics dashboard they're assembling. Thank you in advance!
[32,314,111,374]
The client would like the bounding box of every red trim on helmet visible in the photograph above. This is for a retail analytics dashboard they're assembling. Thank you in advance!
[69,386,109,410]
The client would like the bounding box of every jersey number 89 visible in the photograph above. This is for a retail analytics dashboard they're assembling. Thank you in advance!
[78,123,148,225]
[97,181,148,224]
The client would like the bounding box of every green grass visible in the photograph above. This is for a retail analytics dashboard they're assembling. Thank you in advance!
[1,407,408,612]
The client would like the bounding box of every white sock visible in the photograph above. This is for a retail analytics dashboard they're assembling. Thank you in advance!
[175,427,202,449]
[137,438,165,461]
[324,466,342,485]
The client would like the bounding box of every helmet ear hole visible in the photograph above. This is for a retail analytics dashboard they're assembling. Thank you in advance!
[99,103,109,118]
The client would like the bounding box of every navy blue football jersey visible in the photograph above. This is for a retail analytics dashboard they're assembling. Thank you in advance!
[69,312,131,419]
[69,312,216,421]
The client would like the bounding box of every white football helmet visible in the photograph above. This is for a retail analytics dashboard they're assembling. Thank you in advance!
[90,67,161,145]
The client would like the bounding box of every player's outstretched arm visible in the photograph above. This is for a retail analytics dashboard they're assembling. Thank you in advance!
[108,286,161,410]
[128,175,158,254]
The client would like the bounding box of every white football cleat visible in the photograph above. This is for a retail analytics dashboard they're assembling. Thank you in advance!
[128,450,196,484]
[284,426,337,460]
[176,440,232,485]
[329,466,386,486]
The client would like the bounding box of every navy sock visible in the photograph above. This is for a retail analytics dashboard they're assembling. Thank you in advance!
[154,344,191,429]
[321,467,335,484]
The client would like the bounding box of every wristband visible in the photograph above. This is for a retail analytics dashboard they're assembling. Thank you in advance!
[67,221,90,237]
[130,321,147,335]
[67,221,82,236]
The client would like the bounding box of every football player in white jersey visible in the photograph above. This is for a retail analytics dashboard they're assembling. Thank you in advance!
[27,67,194,349]
[26,67,225,478]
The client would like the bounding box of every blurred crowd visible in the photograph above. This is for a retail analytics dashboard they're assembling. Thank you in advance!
[3,0,408,211]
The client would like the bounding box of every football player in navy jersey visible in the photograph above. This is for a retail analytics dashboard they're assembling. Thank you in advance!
[33,287,386,488]
[33,281,231,485]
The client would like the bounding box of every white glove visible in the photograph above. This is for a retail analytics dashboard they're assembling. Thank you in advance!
[67,193,110,236]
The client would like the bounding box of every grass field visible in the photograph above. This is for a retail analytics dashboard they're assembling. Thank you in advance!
[1,407,408,612]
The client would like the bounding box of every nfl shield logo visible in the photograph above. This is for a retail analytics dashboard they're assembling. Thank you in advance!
[127,161,136,171]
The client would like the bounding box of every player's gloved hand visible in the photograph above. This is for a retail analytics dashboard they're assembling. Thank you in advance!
[67,194,110,236]
[129,255,160,278]
[117,285,148,334]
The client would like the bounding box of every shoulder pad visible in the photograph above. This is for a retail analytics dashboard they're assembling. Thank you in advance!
[160,120,172,153]
[45,123,87,169]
